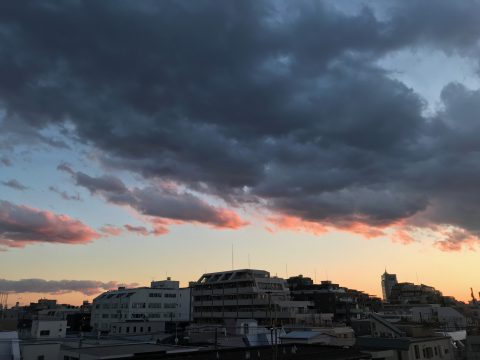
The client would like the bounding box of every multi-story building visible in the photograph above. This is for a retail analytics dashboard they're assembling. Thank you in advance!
[91,278,190,332]
[191,269,310,326]
[390,283,444,305]
[381,271,398,302]
[287,276,381,323]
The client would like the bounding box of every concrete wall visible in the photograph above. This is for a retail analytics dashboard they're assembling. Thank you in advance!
[20,342,61,360]
[31,320,67,339]
[0,331,20,360]
[467,335,480,360]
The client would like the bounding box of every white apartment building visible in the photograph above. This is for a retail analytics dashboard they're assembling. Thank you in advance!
[91,278,191,332]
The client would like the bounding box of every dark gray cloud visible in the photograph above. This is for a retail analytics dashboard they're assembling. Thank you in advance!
[1,179,28,191]
[60,167,248,230]
[1,1,480,250]
[0,157,12,166]
[0,278,138,296]
[0,199,99,248]
[49,186,82,201]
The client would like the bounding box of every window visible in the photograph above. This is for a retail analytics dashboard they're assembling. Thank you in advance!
[133,326,137,333]
[132,302,146,308]
[164,293,176,298]
[39,330,50,336]
[140,327,144,332]
[148,303,162,308]
[38,356,45,360]
[148,313,162,318]
[414,345,420,359]
[148,326,151,332]
[126,326,130,333]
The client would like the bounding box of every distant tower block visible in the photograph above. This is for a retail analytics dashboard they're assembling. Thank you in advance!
[381,270,398,302]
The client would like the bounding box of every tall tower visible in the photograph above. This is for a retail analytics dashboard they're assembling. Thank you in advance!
[381,270,398,302]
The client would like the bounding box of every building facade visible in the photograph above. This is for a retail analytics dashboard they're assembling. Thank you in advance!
[30,319,67,339]
[91,278,191,332]
[381,271,398,302]
[390,283,443,305]
[191,269,310,325]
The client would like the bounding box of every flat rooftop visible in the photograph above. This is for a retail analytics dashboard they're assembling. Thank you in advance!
[62,343,199,358]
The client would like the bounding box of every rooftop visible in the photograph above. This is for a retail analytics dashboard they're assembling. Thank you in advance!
[62,343,199,358]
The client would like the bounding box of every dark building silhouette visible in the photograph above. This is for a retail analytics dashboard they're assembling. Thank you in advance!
[287,275,381,323]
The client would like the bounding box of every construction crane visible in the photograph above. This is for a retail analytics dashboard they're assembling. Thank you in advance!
[0,292,8,309]
[0,292,8,318]
[471,288,477,304]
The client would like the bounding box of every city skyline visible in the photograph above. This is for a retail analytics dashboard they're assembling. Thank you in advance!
[1,1,480,306]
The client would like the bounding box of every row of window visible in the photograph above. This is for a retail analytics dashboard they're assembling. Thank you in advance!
[414,344,448,359]
[142,313,177,318]
[128,313,178,319]
[111,325,152,334]
[96,303,129,309]
[148,293,178,298]
[96,301,179,310]
[97,292,135,300]
[194,281,256,290]
[193,305,277,312]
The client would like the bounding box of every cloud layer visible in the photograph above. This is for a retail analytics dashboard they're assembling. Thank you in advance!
[59,164,248,233]
[0,200,99,248]
[0,278,138,296]
[1,1,480,250]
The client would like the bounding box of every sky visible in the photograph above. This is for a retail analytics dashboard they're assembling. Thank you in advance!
[1,0,480,306]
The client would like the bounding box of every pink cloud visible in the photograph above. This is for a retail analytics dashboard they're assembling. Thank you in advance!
[209,208,250,229]
[434,227,480,252]
[100,225,123,236]
[124,224,150,236]
[267,215,329,236]
[0,200,99,248]
[0,278,139,296]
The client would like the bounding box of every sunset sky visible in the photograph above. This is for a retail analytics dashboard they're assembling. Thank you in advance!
[1,0,480,306]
